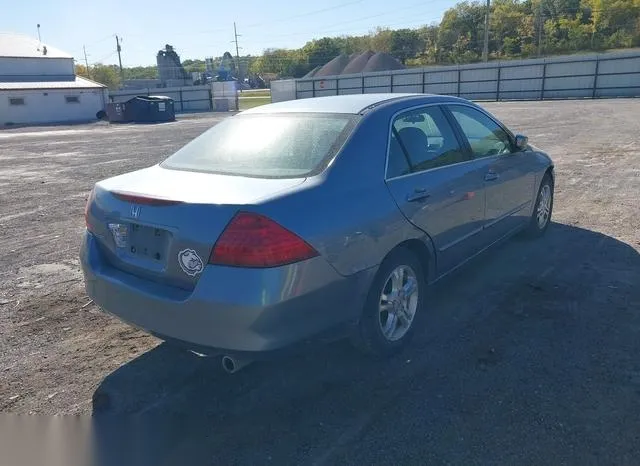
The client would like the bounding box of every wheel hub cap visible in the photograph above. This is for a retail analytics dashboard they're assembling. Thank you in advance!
[537,184,551,228]
[379,265,419,341]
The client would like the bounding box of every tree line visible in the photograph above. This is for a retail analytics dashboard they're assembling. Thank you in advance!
[251,0,640,77]
[75,60,221,90]
[77,0,640,88]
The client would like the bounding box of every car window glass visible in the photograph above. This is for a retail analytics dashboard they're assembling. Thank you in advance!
[161,113,356,178]
[387,133,411,178]
[448,105,513,158]
[390,106,466,174]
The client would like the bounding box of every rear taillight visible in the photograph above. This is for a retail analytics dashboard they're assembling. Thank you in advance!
[210,212,318,268]
[85,188,95,231]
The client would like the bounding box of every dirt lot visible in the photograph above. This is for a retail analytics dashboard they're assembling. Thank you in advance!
[1,101,639,464]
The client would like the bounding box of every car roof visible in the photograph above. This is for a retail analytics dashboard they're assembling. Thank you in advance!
[241,93,467,115]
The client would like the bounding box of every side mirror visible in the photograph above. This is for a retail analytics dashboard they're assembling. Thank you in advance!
[515,134,529,151]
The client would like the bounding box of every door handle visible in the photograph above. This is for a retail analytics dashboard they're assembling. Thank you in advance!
[485,171,500,182]
[407,188,431,202]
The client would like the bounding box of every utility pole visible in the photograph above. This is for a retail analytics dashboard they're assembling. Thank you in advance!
[537,2,544,57]
[83,45,91,79]
[233,22,242,81]
[115,35,124,82]
[482,0,490,62]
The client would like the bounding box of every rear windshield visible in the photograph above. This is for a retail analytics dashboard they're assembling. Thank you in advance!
[161,113,357,178]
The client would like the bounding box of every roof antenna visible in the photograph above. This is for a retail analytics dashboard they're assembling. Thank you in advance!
[35,24,47,55]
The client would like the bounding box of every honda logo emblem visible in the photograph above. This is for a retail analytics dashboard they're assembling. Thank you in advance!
[130,205,141,219]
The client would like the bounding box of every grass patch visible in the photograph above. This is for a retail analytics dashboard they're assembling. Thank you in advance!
[238,96,272,110]
[239,89,271,98]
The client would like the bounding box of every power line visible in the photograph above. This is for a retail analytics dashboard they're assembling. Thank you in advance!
[249,16,441,41]
[243,0,365,28]
[315,0,440,30]
[91,50,117,64]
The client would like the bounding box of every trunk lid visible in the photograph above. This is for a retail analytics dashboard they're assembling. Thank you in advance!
[89,165,305,289]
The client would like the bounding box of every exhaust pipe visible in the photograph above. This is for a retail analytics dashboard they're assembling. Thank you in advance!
[221,355,252,374]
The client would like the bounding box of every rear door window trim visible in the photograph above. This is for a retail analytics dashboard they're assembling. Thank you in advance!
[385,103,472,181]
[442,103,517,155]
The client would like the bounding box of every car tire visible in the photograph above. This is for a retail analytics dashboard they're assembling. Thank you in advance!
[524,173,554,238]
[351,248,425,356]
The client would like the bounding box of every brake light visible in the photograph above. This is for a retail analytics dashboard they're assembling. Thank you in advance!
[85,188,95,231]
[210,212,318,268]
[112,192,183,206]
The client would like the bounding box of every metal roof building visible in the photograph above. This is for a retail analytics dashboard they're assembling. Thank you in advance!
[0,32,107,126]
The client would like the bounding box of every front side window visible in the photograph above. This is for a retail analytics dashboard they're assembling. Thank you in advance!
[448,105,513,158]
[387,106,466,177]
[9,97,25,106]
[161,113,357,178]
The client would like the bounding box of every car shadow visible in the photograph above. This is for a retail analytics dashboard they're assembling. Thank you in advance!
[92,223,640,465]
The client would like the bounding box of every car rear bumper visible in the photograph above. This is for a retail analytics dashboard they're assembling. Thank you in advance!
[80,231,375,353]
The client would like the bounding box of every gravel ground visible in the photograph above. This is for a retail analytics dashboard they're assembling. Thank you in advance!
[1,101,639,465]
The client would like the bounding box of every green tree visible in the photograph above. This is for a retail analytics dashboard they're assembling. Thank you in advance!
[75,64,90,79]
[75,63,120,89]
[491,0,531,56]
[91,64,121,90]
[123,66,157,79]
[302,37,342,68]
[189,0,640,76]
[389,29,424,64]
[182,59,206,74]
[437,2,486,63]
[370,28,394,53]
[250,49,307,77]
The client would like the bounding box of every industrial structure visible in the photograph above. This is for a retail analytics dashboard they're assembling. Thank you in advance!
[156,44,191,87]
[0,32,107,126]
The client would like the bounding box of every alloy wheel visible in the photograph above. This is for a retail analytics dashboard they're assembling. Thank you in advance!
[537,184,552,229]
[378,265,419,341]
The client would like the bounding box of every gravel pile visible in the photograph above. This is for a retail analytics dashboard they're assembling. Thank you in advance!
[310,51,405,78]
[341,50,375,75]
[302,66,321,79]
[362,52,405,73]
[314,53,351,77]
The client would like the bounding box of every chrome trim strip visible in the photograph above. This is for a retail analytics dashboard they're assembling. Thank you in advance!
[483,201,531,229]
[439,225,485,252]
[431,223,525,284]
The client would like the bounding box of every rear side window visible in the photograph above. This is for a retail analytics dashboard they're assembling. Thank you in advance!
[387,106,466,177]
[162,113,357,178]
[448,105,513,158]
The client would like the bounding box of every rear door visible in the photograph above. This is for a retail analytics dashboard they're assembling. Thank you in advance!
[385,105,494,275]
[446,104,536,239]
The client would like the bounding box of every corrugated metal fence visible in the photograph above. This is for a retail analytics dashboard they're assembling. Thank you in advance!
[109,82,239,112]
[271,50,640,103]
[109,85,213,112]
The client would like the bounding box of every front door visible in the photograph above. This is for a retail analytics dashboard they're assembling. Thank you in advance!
[446,104,535,239]
[385,105,491,275]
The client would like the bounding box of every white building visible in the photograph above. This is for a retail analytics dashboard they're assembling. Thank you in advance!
[0,33,107,126]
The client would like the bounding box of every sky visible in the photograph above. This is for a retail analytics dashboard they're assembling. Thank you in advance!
[2,0,455,67]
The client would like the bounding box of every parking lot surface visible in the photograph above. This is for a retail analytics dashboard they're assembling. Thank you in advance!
[1,101,639,464]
